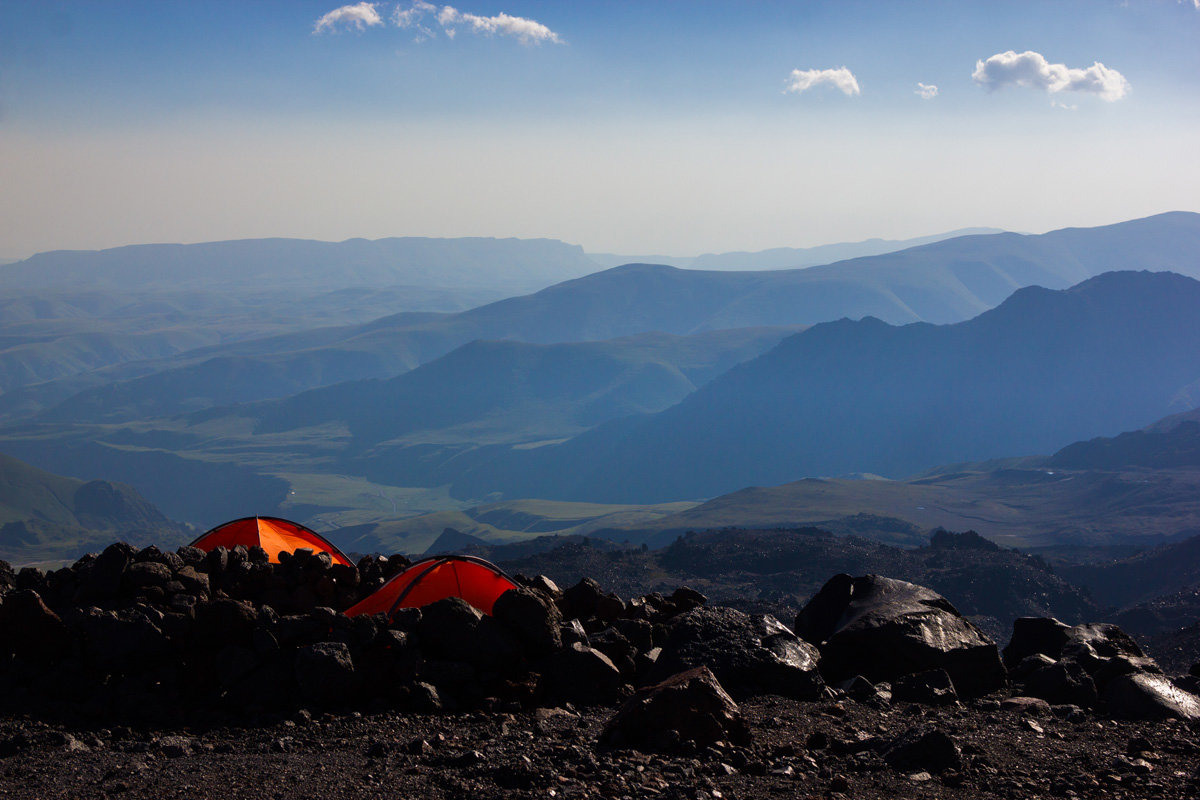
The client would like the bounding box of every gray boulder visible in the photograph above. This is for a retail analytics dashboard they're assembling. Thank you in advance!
[647,606,823,700]
[795,574,1006,698]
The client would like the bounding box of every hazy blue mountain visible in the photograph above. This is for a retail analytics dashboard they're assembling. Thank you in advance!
[0,438,289,530]
[442,271,1200,503]
[0,284,508,407]
[245,326,803,444]
[587,226,1005,269]
[0,450,187,563]
[1049,408,1200,471]
[0,236,599,294]
[32,212,1200,421]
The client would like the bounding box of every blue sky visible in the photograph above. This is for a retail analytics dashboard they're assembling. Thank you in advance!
[1,1,1197,257]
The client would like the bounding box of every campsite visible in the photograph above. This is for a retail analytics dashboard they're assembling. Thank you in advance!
[4,521,1200,798]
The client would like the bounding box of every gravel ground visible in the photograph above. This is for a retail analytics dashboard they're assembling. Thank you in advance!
[3,694,1199,800]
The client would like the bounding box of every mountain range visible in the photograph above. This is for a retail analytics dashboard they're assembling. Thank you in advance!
[441,270,1200,503]
[18,211,1200,423]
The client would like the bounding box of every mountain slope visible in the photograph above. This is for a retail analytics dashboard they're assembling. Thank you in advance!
[222,326,803,444]
[0,450,186,564]
[445,270,1200,503]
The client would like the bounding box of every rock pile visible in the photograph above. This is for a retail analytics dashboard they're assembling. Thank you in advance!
[0,543,707,722]
[4,545,1200,748]
[1004,617,1200,721]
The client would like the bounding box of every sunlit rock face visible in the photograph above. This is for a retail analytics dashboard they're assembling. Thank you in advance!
[795,573,1007,698]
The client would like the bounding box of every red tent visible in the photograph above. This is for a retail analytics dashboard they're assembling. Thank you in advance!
[345,555,518,617]
[191,516,354,567]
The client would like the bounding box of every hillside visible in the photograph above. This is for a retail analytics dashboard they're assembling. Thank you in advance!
[46,327,802,432]
[29,212,1200,421]
[0,451,186,564]
[443,270,1200,504]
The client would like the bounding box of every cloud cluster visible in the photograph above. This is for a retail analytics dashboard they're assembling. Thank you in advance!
[972,50,1130,101]
[313,2,384,33]
[315,1,562,44]
[915,82,938,100]
[785,67,860,97]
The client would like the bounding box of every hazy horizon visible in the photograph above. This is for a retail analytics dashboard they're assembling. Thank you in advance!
[2,1,1198,259]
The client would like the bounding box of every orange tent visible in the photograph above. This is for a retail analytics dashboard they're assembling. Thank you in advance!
[345,555,518,618]
[191,516,354,567]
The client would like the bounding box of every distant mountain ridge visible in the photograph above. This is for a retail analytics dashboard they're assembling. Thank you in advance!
[26,212,1200,421]
[1,236,599,294]
[443,270,1200,503]
[587,227,1006,270]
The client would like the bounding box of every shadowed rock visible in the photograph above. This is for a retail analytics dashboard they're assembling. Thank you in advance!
[648,606,823,700]
[795,574,1006,698]
[600,666,750,752]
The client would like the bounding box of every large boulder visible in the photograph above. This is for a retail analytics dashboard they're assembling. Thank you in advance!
[1103,673,1200,721]
[541,642,624,705]
[881,726,962,774]
[1003,617,1072,668]
[493,587,562,657]
[600,666,750,752]
[0,590,71,661]
[795,574,1006,698]
[75,542,134,603]
[647,606,823,700]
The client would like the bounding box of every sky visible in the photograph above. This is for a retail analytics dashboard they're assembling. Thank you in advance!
[0,1,1198,258]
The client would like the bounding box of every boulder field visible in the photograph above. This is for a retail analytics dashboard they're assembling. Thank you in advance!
[3,546,1200,798]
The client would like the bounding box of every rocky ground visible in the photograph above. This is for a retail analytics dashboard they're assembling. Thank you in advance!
[5,536,1200,800]
[3,692,1200,800]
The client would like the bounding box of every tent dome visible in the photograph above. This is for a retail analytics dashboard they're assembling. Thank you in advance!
[346,555,518,618]
[191,516,353,567]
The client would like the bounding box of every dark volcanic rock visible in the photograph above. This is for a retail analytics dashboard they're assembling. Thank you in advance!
[795,574,1006,697]
[647,606,824,700]
[880,725,962,774]
[600,666,750,752]
[295,642,359,707]
[1061,623,1160,684]
[75,542,134,603]
[0,590,70,662]
[1021,659,1098,708]
[542,642,624,705]
[892,668,958,706]
[493,586,562,656]
[1003,617,1072,668]
[1103,673,1200,721]
[416,597,483,663]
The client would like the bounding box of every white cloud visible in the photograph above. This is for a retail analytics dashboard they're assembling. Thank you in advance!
[915,82,938,100]
[785,67,860,97]
[393,0,436,27]
[314,2,383,33]
[438,6,562,44]
[388,2,561,45]
[972,50,1130,102]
